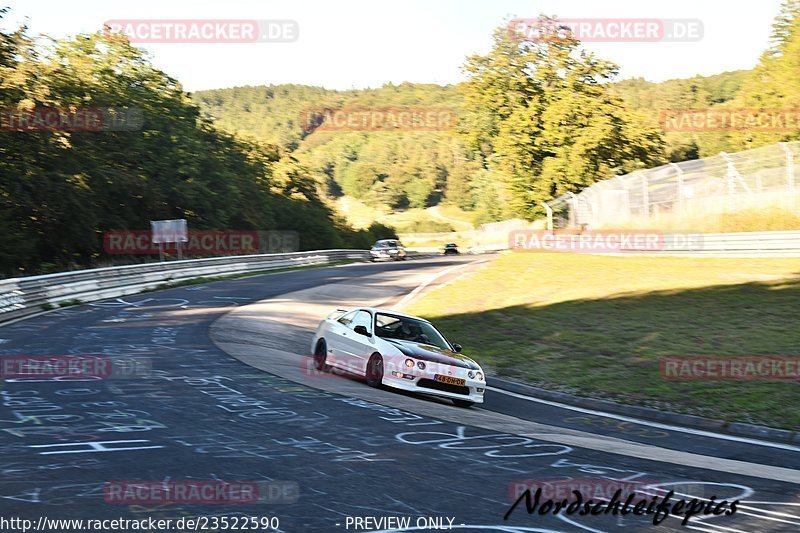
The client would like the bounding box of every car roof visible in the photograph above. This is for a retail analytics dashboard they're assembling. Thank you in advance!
[350,307,430,322]
[375,239,398,244]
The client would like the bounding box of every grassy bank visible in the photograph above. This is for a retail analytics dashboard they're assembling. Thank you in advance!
[405,252,800,429]
[605,208,800,233]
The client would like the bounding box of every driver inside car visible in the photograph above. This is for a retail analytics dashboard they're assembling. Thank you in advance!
[399,321,429,344]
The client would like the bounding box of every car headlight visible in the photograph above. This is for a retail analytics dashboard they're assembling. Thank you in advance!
[476,371,484,381]
[468,370,475,379]
[405,358,415,368]
[417,361,426,370]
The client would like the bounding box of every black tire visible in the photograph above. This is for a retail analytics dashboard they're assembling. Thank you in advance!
[314,339,329,372]
[365,354,384,387]
[452,399,474,408]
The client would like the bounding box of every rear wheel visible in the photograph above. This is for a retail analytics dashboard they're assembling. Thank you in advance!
[366,354,384,387]
[452,399,474,408]
[314,340,329,372]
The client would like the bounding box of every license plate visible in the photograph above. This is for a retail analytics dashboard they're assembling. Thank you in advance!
[434,374,466,387]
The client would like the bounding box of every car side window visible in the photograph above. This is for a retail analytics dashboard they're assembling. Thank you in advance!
[337,311,357,326]
[350,311,372,332]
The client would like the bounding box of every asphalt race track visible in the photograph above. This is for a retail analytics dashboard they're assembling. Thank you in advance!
[0,256,798,532]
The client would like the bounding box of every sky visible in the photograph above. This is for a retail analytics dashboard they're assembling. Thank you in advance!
[3,0,783,92]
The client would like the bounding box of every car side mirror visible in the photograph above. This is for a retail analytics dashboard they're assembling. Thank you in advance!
[452,343,462,353]
[354,325,372,337]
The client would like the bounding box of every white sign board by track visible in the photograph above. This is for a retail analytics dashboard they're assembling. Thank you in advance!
[150,219,188,244]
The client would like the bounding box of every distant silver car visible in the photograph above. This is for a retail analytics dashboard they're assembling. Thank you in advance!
[370,239,407,261]
[310,307,485,407]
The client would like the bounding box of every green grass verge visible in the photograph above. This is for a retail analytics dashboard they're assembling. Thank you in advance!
[333,196,477,233]
[607,208,800,232]
[405,252,800,429]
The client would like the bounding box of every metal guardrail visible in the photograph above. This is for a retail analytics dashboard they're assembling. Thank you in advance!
[0,231,796,325]
[624,230,800,256]
[0,250,370,323]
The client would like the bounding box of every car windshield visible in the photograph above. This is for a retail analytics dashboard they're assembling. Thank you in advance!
[374,241,398,248]
[374,313,451,350]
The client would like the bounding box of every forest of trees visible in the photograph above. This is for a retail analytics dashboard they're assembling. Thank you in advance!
[195,1,800,223]
[195,83,468,217]
[0,12,392,276]
[3,1,799,275]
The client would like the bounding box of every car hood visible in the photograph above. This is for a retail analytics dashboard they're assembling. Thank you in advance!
[383,339,480,369]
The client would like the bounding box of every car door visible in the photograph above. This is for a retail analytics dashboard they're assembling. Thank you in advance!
[338,310,375,374]
[327,310,357,369]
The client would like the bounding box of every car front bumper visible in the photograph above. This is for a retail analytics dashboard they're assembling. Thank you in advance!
[370,251,404,260]
[383,366,485,403]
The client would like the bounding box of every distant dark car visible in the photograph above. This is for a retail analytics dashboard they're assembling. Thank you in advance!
[443,243,460,255]
[370,239,407,261]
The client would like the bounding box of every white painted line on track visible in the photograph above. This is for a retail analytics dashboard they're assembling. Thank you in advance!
[489,386,800,453]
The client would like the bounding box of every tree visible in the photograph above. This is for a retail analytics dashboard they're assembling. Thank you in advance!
[0,24,369,275]
[459,17,665,219]
[698,0,800,154]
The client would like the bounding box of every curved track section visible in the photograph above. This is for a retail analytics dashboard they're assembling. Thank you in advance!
[0,257,797,532]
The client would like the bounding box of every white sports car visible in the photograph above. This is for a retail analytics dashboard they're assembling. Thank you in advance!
[310,307,485,407]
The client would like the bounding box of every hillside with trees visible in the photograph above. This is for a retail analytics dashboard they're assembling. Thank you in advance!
[611,70,750,161]
[0,14,387,277]
[4,1,798,275]
[193,4,800,226]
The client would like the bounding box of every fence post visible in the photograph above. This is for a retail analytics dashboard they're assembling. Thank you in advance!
[780,142,796,210]
[720,152,736,211]
[669,162,684,215]
[541,202,554,231]
[639,172,649,223]
[721,151,752,212]
[566,192,577,228]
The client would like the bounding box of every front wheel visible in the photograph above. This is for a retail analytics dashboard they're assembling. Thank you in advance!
[452,399,474,408]
[366,354,384,387]
[314,340,329,372]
